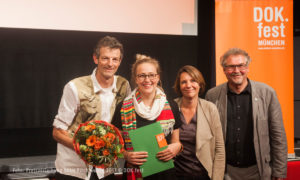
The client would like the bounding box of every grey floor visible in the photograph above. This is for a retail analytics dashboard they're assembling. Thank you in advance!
[0,155,55,180]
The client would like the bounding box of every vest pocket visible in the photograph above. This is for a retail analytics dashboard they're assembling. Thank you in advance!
[80,99,98,121]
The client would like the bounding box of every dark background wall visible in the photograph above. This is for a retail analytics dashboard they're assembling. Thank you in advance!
[0,29,199,157]
[0,1,215,158]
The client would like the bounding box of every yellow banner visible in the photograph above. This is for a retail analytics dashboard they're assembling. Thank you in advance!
[215,0,294,155]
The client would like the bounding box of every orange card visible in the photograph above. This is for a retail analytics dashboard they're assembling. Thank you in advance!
[155,133,168,148]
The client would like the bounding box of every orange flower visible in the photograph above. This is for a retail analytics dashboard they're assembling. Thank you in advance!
[85,124,96,131]
[94,138,105,150]
[86,135,96,146]
[104,133,116,143]
[103,149,110,156]
[120,147,125,153]
[105,141,112,148]
[73,120,125,167]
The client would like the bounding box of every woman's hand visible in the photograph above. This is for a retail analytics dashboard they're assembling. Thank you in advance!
[156,142,182,161]
[124,151,148,166]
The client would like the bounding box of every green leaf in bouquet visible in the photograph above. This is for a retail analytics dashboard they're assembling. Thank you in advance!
[92,130,99,136]
[115,136,120,144]
[89,122,96,126]
[108,154,114,161]
[79,144,88,152]
[106,126,111,131]
[117,153,124,158]
[97,125,107,136]
[76,129,90,142]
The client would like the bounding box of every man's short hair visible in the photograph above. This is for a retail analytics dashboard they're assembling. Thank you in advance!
[93,36,124,59]
[220,48,251,67]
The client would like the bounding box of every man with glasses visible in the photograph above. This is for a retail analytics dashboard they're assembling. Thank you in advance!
[205,48,287,180]
[52,36,131,180]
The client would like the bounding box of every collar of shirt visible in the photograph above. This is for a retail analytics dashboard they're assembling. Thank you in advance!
[227,79,251,95]
[91,68,117,94]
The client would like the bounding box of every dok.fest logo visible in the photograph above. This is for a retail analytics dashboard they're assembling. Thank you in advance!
[253,6,288,50]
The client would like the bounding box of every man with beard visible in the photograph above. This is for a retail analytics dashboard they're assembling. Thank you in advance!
[52,36,130,180]
[205,48,287,180]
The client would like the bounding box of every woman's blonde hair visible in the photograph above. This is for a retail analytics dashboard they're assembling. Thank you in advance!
[173,65,206,96]
[131,54,162,88]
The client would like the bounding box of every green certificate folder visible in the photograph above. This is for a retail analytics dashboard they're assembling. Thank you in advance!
[128,122,174,177]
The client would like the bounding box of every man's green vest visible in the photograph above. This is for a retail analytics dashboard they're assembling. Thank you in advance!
[67,75,129,136]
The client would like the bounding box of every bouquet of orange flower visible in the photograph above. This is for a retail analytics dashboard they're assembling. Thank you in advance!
[73,120,124,168]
